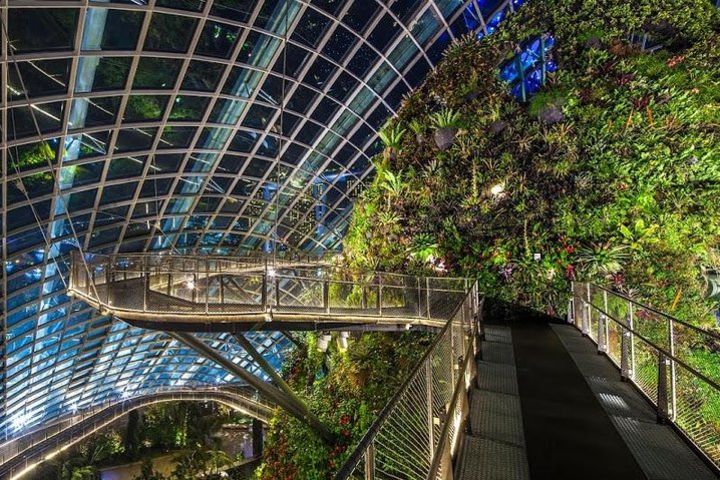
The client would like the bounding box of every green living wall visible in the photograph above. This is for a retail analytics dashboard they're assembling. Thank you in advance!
[343,0,720,326]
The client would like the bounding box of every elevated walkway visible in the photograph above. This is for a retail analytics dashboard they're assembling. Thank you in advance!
[0,387,273,480]
[68,252,469,332]
[335,285,720,480]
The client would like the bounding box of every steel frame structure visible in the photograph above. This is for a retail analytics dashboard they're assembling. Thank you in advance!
[0,0,524,440]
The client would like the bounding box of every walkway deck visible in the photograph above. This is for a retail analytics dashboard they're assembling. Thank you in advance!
[72,277,465,332]
[457,309,717,480]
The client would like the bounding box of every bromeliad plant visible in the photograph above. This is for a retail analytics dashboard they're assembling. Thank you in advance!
[378,121,406,163]
[429,108,462,150]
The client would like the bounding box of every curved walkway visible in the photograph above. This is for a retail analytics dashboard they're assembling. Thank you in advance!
[0,388,272,480]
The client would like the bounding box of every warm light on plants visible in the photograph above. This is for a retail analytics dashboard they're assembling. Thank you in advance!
[490,182,505,196]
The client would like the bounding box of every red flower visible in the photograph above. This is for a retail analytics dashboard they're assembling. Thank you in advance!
[565,264,576,280]
[667,55,685,68]
[339,414,350,426]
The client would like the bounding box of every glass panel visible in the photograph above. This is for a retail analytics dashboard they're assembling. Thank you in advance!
[144,12,198,53]
[82,8,143,50]
[181,60,225,92]
[195,21,241,58]
[133,58,182,89]
[8,8,78,53]
[8,59,71,100]
[123,95,170,123]
[169,96,211,121]
[81,57,132,92]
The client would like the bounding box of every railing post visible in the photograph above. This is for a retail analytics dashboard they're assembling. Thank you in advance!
[323,279,330,314]
[143,256,148,311]
[668,320,677,421]
[378,274,383,316]
[275,276,281,307]
[361,278,367,309]
[261,272,268,310]
[426,360,435,464]
[204,260,210,313]
[620,329,632,381]
[219,274,224,304]
[657,352,670,423]
[583,283,591,335]
[417,276,422,317]
[598,313,607,353]
[364,443,375,480]
[426,277,431,318]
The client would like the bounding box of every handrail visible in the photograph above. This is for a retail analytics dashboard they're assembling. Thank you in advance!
[0,387,274,480]
[571,281,720,471]
[427,340,476,478]
[579,299,720,392]
[333,282,481,480]
[334,298,467,478]
[591,284,720,342]
[68,251,473,329]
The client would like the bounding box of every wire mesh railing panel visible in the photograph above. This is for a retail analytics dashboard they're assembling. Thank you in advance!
[633,337,660,404]
[335,283,479,480]
[571,282,720,471]
[671,321,720,385]
[588,302,599,343]
[276,276,323,309]
[605,319,623,367]
[675,361,720,467]
[631,303,670,353]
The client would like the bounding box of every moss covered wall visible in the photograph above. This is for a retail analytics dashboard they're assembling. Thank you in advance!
[342,0,720,325]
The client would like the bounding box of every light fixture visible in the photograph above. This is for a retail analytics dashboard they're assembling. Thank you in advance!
[490,182,505,196]
[317,333,332,352]
[185,279,195,290]
[267,267,276,278]
[338,331,349,350]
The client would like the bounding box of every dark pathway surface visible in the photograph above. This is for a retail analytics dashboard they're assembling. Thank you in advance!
[509,314,647,479]
[459,302,717,480]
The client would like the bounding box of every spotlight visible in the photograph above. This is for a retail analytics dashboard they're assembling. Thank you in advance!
[490,182,505,196]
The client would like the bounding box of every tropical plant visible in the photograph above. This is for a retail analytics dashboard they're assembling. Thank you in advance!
[429,108,461,129]
[378,121,406,163]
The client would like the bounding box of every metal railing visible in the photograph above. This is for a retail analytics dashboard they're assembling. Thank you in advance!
[68,252,471,326]
[0,386,274,480]
[570,282,720,469]
[334,281,482,480]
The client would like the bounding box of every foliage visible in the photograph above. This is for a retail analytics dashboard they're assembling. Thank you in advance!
[429,108,461,129]
[256,331,431,479]
[29,402,243,480]
[342,0,720,328]
[378,122,406,150]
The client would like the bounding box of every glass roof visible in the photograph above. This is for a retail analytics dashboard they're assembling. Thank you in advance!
[0,0,517,436]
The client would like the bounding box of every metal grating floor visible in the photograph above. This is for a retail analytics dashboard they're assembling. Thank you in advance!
[456,436,531,480]
[459,326,530,479]
[481,341,516,365]
[484,326,513,344]
[551,324,718,480]
[611,416,718,480]
[476,361,519,395]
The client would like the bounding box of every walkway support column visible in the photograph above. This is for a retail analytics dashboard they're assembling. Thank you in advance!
[233,334,314,422]
[168,332,334,443]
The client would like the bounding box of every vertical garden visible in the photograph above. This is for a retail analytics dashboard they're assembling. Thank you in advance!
[343,0,720,326]
[254,0,720,477]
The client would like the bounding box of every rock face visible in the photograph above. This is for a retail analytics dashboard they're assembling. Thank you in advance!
[434,127,457,150]
[537,104,565,124]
